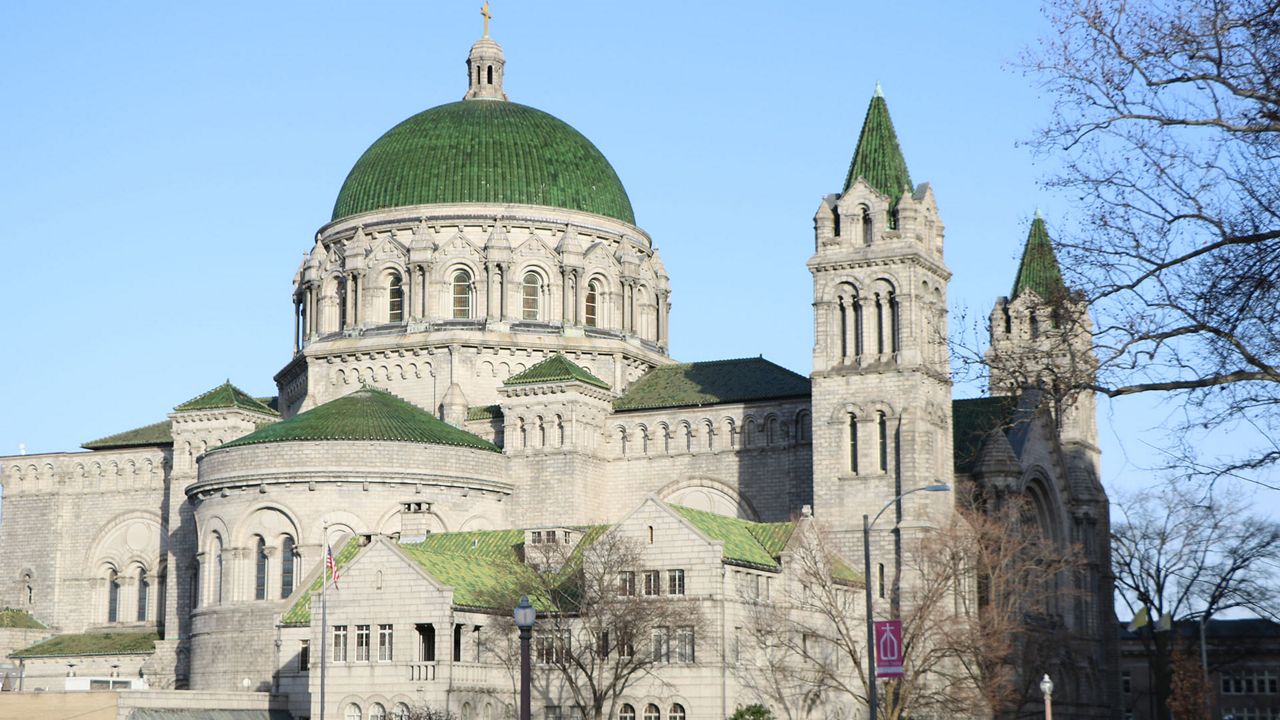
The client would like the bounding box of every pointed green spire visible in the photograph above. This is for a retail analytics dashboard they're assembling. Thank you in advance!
[842,89,913,202]
[1011,214,1068,300]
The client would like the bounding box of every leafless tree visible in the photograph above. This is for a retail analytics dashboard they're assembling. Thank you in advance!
[1023,0,1280,486]
[1111,478,1280,720]
[738,499,1083,720]
[481,531,706,720]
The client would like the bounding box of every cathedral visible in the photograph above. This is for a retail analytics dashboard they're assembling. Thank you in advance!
[0,22,1118,720]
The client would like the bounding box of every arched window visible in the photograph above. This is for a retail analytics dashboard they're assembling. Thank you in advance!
[585,280,600,327]
[848,413,859,473]
[452,270,473,319]
[462,703,474,720]
[660,424,670,454]
[705,420,715,451]
[875,294,886,354]
[838,300,849,358]
[888,290,900,354]
[537,416,547,447]
[619,427,629,456]
[370,703,387,720]
[767,416,779,445]
[191,559,201,609]
[797,410,811,443]
[338,278,348,329]
[727,419,737,449]
[136,567,149,622]
[644,704,661,720]
[522,271,542,321]
[281,535,297,599]
[669,705,686,720]
[684,423,694,452]
[22,572,33,606]
[556,415,565,447]
[1030,310,1041,338]
[878,412,889,472]
[640,426,650,454]
[854,297,865,357]
[862,207,874,244]
[395,704,411,720]
[519,419,528,449]
[254,535,268,601]
[620,705,636,720]
[107,569,120,623]
[486,65,493,84]
[388,272,404,322]
[213,533,225,605]
[345,703,363,720]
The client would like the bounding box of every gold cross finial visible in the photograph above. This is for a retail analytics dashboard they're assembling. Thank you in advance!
[481,2,492,37]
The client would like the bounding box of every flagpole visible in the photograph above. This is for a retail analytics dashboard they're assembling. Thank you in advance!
[319,521,328,720]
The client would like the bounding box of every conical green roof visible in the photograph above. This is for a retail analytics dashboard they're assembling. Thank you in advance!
[174,382,277,415]
[843,89,913,203]
[504,354,610,390]
[1011,214,1068,300]
[218,387,498,452]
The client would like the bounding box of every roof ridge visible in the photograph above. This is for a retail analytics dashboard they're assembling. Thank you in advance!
[174,381,278,415]
[504,353,611,390]
[842,90,913,202]
[1011,215,1068,300]
[82,419,174,451]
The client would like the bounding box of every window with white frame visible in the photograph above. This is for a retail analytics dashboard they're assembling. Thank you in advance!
[1222,669,1278,694]
[522,271,542,321]
[452,270,473,319]
[618,571,636,596]
[643,570,661,596]
[345,704,362,720]
[643,704,661,720]
[332,625,348,662]
[379,624,394,661]
[668,569,685,595]
[652,626,670,663]
[676,626,695,663]
[356,624,371,661]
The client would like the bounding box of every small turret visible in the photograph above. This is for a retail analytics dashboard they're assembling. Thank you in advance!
[464,8,507,102]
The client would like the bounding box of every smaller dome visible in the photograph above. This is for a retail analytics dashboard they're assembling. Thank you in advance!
[218,387,498,452]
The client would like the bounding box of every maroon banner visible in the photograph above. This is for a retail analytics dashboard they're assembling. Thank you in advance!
[874,620,904,678]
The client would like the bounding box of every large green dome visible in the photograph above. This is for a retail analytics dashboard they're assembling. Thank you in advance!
[331,100,635,224]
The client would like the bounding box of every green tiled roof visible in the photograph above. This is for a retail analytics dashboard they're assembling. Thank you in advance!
[505,354,611,390]
[614,358,810,412]
[1011,214,1068,301]
[0,608,45,629]
[82,420,173,451]
[332,100,635,224]
[952,396,1018,473]
[281,537,362,625]
[218,387,499,452]
[174,382,278,415]
[843,89,913,205]
[670,504,794,571]
[467,404,503,421]
[11,631,157,658]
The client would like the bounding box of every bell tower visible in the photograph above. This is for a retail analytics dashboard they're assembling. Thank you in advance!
[808,87,954,555]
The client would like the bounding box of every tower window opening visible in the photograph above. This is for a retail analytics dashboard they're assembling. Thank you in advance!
[862,210,873,245]
[832,207,841,237]
[1030,310,1041,338]
[388,272,404,322]
[338,279,348,329]
[254,535,268,601]
[854,299,864,357]
[452,270,473,319]
[107,569,120,623]
[838,302,849,359]
[1002,303,1012,334]
[889,291,900,354]
[848,413,859,473]
[878,563,885,598]
[487,65,493,84]
[878,412,889,472]
[875,295,885,354]
[281,535,298,599]
[522,272,542,321]
[213,533,224,605]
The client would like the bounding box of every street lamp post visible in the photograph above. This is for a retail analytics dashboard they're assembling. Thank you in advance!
[513,596,537,720]
[1040,673,1054,720]
[863,483,950,720]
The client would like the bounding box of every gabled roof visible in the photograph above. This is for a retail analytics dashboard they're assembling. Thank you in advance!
[82,420,173,451]
[843,88,914,204]
[10,631,157,658]
[505,354,611,390]
[952,396,1018,473]
[467,404,503,421]
[218,387,499,452]
[1011,214,1068,301]
[614,357,810,412]
[281,537,362,625]
[669,504,795,571]
[174,381,278,415]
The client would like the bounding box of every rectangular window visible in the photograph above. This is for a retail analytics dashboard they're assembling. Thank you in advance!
[652,626,670,663]
[643,571,662,596]
[618,571,636,596]
[299,640,310,671]
[676,626,695,663]
[416,623,436,662]
[531,531,543,545]
[333,625,348,662]
[536,629,570,664]
[379,624,394,661]
[732,626,741,664]
[878,412,889,472]
[356,624,371,662]
[1121,670,1131,694]
[848,414,859,473]
[453,623,463,662]
[1223,670,1278,695]
[668,569,685,595]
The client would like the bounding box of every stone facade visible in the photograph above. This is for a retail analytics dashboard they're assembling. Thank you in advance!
[0,27,1117,720]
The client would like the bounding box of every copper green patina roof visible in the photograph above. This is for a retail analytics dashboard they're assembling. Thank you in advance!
[952,396,1018,474]
[614,358,810,412]
[467,404,503,421]
[0,607,45,629]
[174,382,278,415]
[1011,214,1069,301]
[670,504,794,571]
[843,89,914,204]
[281,537,362,625]
[505,354,611,390]
[82,420,173,451]
[11,631,157,658]
[332,100,635,224]
[218,387,499,452]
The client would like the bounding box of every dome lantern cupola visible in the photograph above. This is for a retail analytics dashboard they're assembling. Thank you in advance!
[465,4,507,101]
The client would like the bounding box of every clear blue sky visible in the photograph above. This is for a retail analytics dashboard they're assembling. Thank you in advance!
[0,2,1252,507]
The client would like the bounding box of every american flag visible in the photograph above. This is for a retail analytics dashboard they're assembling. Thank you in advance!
[325,544,340,590]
